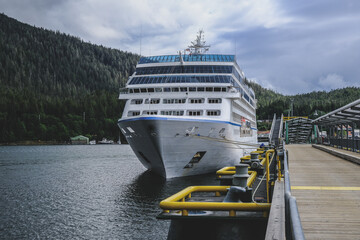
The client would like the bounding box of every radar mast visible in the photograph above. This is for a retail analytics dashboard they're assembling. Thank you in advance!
[188,30,210,54]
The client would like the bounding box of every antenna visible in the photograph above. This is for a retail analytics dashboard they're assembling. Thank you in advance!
[187,29,210,54]
[139,24,142,56]
[234,38,237,57]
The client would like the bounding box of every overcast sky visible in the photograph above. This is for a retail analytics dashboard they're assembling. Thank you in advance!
[1,0,359,95]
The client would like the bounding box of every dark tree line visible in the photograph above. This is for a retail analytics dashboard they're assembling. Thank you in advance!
[0,13,359,143]
[245,79,360,120]
[0,13,138,143]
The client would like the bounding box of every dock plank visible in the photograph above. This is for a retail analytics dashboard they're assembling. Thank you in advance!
[286,144,360,240]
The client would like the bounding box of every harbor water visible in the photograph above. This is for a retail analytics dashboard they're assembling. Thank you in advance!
[0,145,216,239]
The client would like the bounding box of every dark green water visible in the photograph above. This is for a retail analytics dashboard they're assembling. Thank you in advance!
[0,145,216,239]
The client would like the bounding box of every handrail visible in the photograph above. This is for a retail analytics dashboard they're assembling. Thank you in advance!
[283,141,305,240]
[216,168,258,187]
[265,149,275,202]
[269,114,277,145]
[283,116,308,121]
[279,114,284,143]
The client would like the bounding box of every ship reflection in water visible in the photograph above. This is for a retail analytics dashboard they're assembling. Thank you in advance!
[0,145,216,239]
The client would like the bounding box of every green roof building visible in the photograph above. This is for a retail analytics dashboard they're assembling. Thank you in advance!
[70,135,89,145]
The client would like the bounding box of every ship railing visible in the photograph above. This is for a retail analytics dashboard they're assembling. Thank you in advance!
[119,88,129,94]
[269,113,277,145]
[119,86,243,95]
[278,113,284,143]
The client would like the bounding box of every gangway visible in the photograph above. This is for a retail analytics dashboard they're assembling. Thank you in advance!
[284,117,312,144]
[269,114,283,147]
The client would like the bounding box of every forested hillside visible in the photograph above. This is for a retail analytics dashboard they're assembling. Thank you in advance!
[246,80,360,120]
[0,13,139,143]
[0,13,359,143]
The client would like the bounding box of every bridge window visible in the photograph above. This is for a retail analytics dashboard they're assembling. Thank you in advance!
[135,65,233,75]
[128,75,233,85]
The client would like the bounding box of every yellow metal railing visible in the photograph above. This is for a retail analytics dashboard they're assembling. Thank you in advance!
[159,149,276,217]
[159,185,271,216]
[283,116,308,121]
[216,169,257,187]
[265,149,275,203]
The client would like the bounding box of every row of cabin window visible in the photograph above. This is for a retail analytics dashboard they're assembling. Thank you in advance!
[130,98,222,105]
[126,85,254,108]
[128,86,227,93]
[127,110,221,117]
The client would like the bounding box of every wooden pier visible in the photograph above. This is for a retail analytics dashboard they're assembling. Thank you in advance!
[287,144,360,240]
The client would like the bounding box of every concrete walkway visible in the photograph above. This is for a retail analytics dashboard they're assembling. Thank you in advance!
[286,144,360,240]
[312,144,360,165]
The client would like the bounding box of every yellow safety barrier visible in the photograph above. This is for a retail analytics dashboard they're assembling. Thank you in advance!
[251,150,265,154]
[265,149,275,203]
[159,185,271,216]
[160,149,276,217]
[216,169,257,187]
[240,155,265,162]
[247,171,257,187]
[283,116,308,121]
[277,155,282,181]
[216,166,236,176]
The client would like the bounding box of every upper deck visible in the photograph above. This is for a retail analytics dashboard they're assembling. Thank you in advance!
[138,54,235,64]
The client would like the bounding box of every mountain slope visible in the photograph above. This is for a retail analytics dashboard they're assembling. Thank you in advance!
[0,13,139,143]
[246,79,360,120]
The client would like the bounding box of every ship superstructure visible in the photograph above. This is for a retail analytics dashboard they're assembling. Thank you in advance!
[118,31,258,178]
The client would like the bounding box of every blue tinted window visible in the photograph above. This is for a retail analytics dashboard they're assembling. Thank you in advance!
[136,65,233,75]
[138,54,235,64]
[128,75,233,85]
[244,93,250,102]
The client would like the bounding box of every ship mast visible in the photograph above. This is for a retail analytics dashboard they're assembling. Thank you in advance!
[187,30,210,54]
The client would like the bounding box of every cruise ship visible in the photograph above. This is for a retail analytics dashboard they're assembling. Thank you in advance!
[118,31,258,178]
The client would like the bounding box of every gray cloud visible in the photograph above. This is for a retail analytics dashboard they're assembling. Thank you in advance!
[0,0,359,94]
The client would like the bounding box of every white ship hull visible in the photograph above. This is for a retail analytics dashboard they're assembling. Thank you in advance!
[118,117,257,178]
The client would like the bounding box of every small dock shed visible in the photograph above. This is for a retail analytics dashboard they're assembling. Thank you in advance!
[70,135,89,145]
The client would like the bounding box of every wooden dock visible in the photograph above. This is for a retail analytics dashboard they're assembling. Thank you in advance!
[287,144,360,240]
